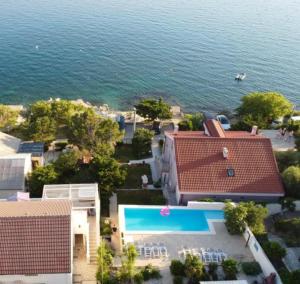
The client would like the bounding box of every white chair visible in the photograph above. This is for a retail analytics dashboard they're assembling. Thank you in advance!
[160,246,168,258]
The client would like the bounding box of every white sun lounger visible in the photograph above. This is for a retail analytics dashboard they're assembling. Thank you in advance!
[212,253,219,263]
[144,247,152,258]
[152,246,160,258]
[202,253,212,263]
[160,246,168,258]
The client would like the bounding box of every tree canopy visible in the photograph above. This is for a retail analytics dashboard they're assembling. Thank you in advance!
[90,155,127,195]
[67,109,122,155]
[28,165,59,197]
[132,128,154,158]
[236,92,293,129]
[135,98,172,121]
[225,202,268,234]
[0,104,19,130]
[282,166,300,198]
[184,254,205,282]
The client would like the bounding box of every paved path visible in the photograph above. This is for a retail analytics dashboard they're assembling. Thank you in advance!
[268,233,300,271]
[109,193,122,254]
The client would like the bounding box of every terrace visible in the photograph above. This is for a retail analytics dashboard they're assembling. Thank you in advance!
[118,203,279,283]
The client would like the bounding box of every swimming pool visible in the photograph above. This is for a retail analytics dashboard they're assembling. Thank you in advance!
[121,206,224,234]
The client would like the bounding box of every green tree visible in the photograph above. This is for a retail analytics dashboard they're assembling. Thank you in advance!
[185,113,204,130]
[275,151,300,173]
[225,202,268,235]
[237,92,293,129]
[54,150,80,177]
[28,165,59,197]
[170,260,185,276]
[135,98,172,121]
[91,155,126,196]
[132,128,154,158]
[262,241,286,261]
[117,244,138,283]
[243,202,268,234]
[28,116,57,143]
[224,202,248,234]
[68,109,122,154]
[96,242,114,283]
[0,104,19,130]
[222,259,238,280]
[184,254,205,283]
[282,166,300,198]
[178,120,193,131]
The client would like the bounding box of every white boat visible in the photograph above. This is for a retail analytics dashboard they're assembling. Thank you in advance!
[235,73,246,80]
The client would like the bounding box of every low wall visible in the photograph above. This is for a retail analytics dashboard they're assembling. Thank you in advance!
[187,201,225,210]
[243,228,282,284]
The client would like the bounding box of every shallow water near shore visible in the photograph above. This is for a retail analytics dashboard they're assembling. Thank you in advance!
[0,0,299,111]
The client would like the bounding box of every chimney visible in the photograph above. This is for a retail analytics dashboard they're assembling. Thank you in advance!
[251,125,258,136]
[223,147,229,159]
[174,124,179,134]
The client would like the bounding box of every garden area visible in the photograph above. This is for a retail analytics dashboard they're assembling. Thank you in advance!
[117,190,165,205]
[120,164,152,189]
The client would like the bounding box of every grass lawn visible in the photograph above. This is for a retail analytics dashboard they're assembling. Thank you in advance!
[114,144,137,163]
[117,190,165,205]
[114,143,152,163]
[121,164,153,189]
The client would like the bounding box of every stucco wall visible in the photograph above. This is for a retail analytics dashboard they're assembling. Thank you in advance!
[0,273,72,284]
[243,228,282,284]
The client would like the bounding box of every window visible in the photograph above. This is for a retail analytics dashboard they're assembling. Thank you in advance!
[227,167,235,177]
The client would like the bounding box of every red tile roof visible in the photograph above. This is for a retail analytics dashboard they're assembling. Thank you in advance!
[0,200,72,275]
[173,135,284,196]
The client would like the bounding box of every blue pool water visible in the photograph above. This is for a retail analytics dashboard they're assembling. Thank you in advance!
[124,208,224,232]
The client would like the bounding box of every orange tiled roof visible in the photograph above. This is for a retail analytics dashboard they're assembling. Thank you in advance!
[0,200,72,275]
[173,135,284,195]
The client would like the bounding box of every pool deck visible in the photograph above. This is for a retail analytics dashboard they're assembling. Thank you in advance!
[116,222,254,283]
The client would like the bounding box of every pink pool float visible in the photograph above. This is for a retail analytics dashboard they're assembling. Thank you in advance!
[160,206,170,217]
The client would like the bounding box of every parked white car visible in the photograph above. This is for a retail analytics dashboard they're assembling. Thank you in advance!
[216,115,231,130]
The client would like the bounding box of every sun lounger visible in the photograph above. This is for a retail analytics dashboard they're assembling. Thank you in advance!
[152,246,160,258]
[160,246,168,258]
[202,253,212,263]
[212,253,219,263]
[144,247,152,258]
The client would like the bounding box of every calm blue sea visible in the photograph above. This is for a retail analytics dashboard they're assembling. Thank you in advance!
[124,208,224,232]
[0,0,299,111]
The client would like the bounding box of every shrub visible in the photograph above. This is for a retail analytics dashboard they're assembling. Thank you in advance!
[281,197,296,212]
[224,202,247,234]
[141,264,161,280]
[173,275,183,284]
[198,198,214,202]
[170,260,185,276]
[274,218,300,246]
[208,262,218,280]
[275,151,300,173]
[178,119,193,131]
[133,272,144,284]
[262,241,286,261]
[241,262,262,276]
[282,166,300,198]
[153,178,162,188]
[222,259,238,280]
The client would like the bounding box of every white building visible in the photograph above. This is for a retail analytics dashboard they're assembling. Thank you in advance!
[42,183,100,264]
